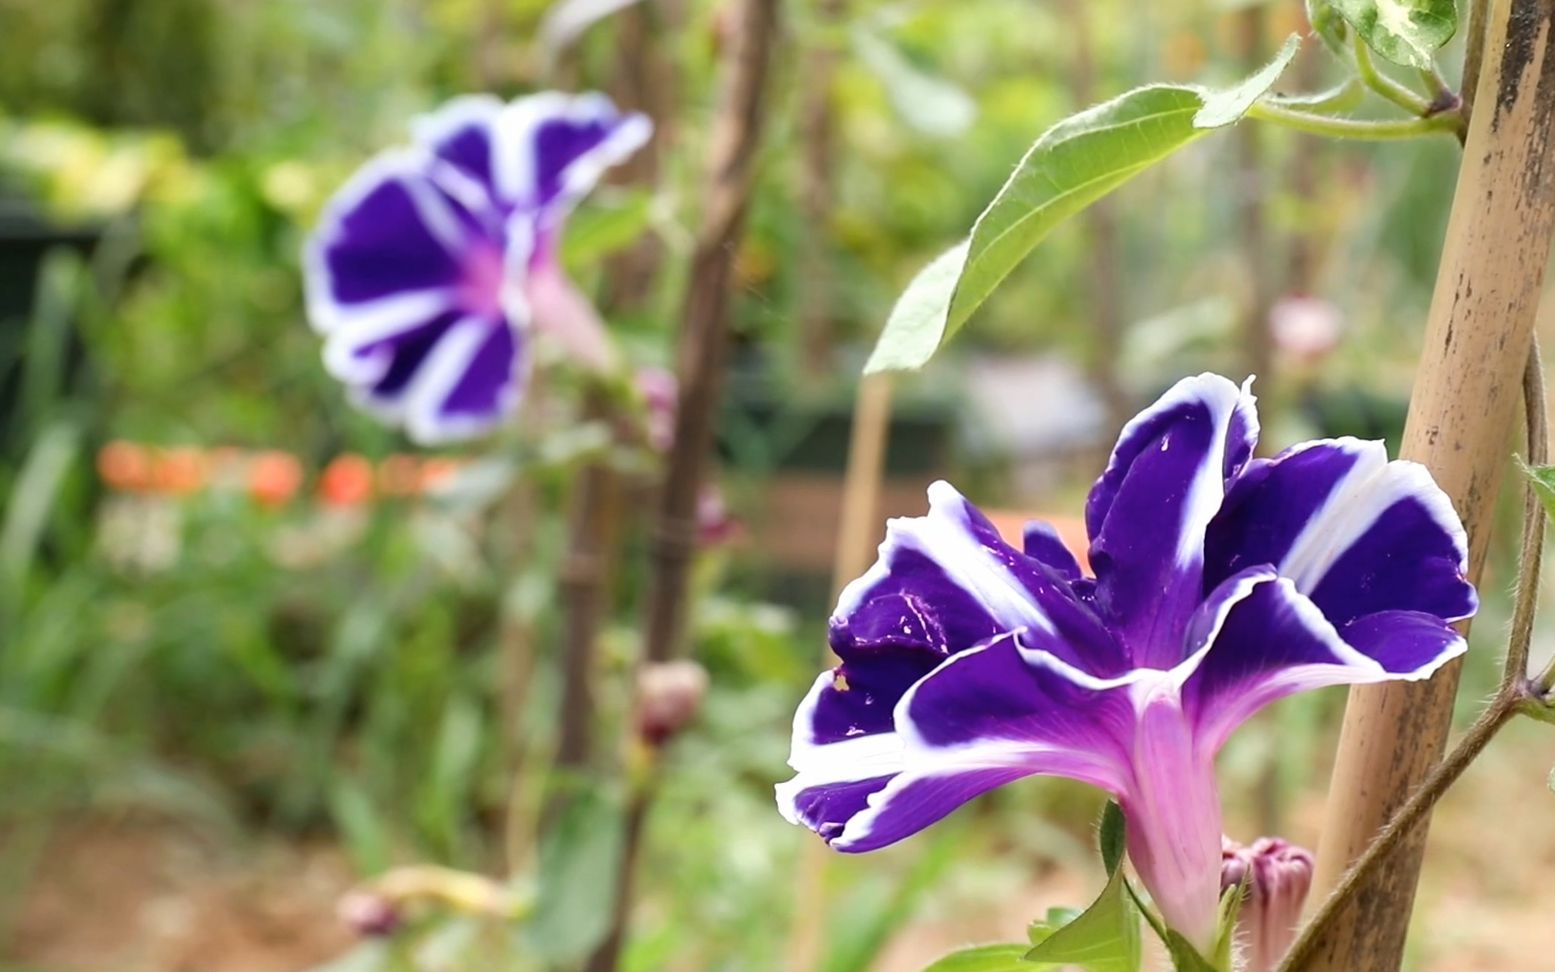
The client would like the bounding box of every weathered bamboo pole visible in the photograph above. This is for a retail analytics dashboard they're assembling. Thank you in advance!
[584,1,781,967]
[1302,2,1555,967]
[639,0,781,669]
[787,372,895,972]
[796,0,845,376]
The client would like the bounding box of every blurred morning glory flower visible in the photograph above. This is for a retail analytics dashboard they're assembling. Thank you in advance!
[304,93,650,443]
[776,373,1475,949]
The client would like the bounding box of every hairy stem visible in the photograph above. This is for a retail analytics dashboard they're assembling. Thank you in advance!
[1354,41,1433,115]
[1245,102,1462,140]
[1284,341,1548,969]
[1277,696,1518,972]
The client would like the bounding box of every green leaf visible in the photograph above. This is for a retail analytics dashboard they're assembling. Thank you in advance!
[853,28,977,138]
[1334,0,1457,69]
[865,37,1300,374]
[1519,459,1555,524]
[920,944,1033,971]
[1306,0,1350,54]
[1024,866,1142,972]
[1099,801,1127,877]
[1165,930,1221,972]
[526,785,625,961]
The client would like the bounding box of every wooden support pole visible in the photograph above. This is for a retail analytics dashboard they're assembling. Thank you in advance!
[1302,2,1555,967]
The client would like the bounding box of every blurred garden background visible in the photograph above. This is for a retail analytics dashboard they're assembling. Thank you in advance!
[1,0,1552,969]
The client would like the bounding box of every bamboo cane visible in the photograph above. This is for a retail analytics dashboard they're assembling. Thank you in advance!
[1301,2,1555,966]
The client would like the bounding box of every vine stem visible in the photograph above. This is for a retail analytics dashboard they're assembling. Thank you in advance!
[1354,41,1432,115]
[1280,342,1548,972]
[1244,102,1461,140]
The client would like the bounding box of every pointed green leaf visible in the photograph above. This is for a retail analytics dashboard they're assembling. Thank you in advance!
[1164,931,1221,972]
[865,37,1300,374]
[1024,866,1142,972]
[1334,0,1457,69]
[920,944,1034,971]
[1099,800,1127,877]
[1520,460,1555,524]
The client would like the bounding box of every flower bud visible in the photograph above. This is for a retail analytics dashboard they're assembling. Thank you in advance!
[1220,836,1314,972]
[337,890,402,938]
[636,660,709,746]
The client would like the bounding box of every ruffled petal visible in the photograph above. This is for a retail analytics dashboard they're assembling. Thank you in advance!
[1179,574,1466,754]
[1205,438,1476,626]
[1022,520,1083,580]
[835,482,1125,675]
[412,94,504,206]
[493,92,652,221]
[778,631,1138,853]
[304,151,478,340]
[1085,374,1258,667]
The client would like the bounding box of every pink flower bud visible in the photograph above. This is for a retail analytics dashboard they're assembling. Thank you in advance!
[1221,836,1314,972]
[636,660,709,746]
[337,890,402,938]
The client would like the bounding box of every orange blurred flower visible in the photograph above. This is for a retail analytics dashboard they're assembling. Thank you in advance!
[248,451,303,507]
[320,454,375,507]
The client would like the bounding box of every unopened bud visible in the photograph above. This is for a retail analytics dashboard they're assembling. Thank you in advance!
[636,660,709,745]
[1220,837,1314,972]
[338,890,402,938]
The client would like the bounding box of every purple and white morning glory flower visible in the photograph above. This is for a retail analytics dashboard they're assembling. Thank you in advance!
[304,93,650,443]
[776,373,1475,949]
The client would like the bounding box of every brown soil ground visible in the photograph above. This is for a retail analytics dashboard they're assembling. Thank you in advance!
[7,721,1553,972]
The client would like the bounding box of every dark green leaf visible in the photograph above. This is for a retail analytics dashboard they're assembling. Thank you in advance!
[1099,801,1127,877]
[865,37,1299,374]
[1024,865,1142,972]
[1334,0,1457,68]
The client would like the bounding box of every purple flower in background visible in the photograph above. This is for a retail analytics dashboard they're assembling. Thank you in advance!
[305,93,650,443]
[776,374,1475,949]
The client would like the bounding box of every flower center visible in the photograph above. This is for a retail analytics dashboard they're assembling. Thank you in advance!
[458,240,507,318]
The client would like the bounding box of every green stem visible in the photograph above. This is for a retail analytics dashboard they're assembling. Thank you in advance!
[1245,102,1460,140]
[1354,41,1432,115]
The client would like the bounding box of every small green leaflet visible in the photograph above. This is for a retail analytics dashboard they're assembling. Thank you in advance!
[1165,931,1221,972]
[865,36,1300,374]
[1099,800,1126,877]
[1306,0,1350,55]
[1519,459,1555,524]
[1333,0,1457,69]
[1024,865,1142,972]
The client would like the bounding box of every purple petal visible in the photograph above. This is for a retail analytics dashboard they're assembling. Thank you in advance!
[1179,574,1466,754]
[1085,374,1258,667]
[305,152,485,327]
[1023,520,1082,580]
[778,632,1139,853]
[412,95,504,203]
[835,482,1126,676]
[1205,438,1475,626]
[395,317,526,444]
[494,92,652,220]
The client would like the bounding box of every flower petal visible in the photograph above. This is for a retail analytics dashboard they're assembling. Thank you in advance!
[523,257,617,371]
[493,92,652,219]
[1022,520,1082,580]
[397,317,528,445]
[1204,437,1475,626]
[412,94,504,205]
[1179,574,1466,754]
[304,151,482,333]
[1085,374,1258,667]
[779,632,1139,853]
[835,482,1126,675]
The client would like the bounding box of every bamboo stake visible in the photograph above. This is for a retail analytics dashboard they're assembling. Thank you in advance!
[787,371,895,972]
[796,0,845,376]
[584,1,781,967]
[1302,3,1555,966]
